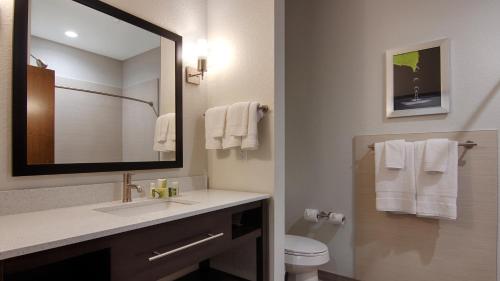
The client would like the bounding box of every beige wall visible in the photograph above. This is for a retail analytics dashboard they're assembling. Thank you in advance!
[0,0,208,190]
[206,0,275,195]
[286,0,500,278]
[206,0,283,280]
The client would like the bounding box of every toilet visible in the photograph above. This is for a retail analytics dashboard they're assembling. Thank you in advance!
[285,235,330,281]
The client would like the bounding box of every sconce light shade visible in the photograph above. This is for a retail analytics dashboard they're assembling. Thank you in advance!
[186,39,208,85]
[197,57,207,78]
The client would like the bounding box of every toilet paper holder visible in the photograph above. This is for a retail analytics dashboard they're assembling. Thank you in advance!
[317,211,332,219]
[304,209,346,224]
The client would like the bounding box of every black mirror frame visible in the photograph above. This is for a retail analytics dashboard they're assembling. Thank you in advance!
[12,0,183,176]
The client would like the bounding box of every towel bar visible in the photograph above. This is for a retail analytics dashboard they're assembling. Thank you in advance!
[368,140,477,150]
[203,105,269,117]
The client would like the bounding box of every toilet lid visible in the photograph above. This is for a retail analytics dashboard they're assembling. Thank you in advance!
[285,235,328,255]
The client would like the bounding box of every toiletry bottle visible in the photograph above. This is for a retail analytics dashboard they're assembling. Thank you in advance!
[170,181,179,197]
[149,182,156,199]
[168,184,173,197]
[157,178,167,189]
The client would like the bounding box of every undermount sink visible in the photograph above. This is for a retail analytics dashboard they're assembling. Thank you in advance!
[94,199,199,217]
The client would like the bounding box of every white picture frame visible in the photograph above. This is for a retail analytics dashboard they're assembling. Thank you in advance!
[386,38,450,118]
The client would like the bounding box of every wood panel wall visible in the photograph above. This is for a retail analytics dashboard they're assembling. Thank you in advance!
[354,130,497,281]
[27,65,55,164]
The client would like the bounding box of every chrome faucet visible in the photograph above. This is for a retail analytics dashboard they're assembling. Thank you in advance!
[122,172,143,203]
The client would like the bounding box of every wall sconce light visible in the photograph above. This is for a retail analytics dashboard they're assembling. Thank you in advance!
[186,39,208,85]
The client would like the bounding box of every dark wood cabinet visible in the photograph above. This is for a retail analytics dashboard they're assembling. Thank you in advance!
[111,208,231,281]
[0,200,268,281]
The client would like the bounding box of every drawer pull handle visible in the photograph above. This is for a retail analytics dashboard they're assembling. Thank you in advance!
[148,232,224,262]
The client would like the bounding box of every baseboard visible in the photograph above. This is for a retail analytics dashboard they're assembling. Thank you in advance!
[318,270,358,281]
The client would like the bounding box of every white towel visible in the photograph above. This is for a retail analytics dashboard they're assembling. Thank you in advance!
[222,129,242,149]
[205,106,228,149]
[154,114,169,144]
[415,140,458,220]
[424,138,449,172]
[242,102,264,150]
[375,142,416,214]
[385,139,406,169]
[227,102,250,136]
[166,113,175,151]
[154,113,175,152]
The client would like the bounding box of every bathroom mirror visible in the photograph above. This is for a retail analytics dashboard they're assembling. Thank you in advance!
[12,0,183,176]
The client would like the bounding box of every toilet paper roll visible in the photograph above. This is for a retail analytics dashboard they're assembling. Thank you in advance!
[304,209,319,222]
[328,213,346,225]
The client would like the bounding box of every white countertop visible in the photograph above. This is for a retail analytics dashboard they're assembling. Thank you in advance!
[0,189,270,260]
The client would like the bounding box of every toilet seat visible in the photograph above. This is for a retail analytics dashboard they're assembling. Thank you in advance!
[285,235,328,256]
[285,235,330,267]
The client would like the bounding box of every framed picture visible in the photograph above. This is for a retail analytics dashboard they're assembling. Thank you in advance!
[386,38,450,118]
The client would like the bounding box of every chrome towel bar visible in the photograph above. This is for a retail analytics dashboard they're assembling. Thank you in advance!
[203,105,269,117]
[368,140,477,150]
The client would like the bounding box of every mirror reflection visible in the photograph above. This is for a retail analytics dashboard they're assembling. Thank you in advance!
[27,0,176,165]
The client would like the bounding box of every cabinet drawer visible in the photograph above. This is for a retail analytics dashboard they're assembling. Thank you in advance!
[111,210,231,281]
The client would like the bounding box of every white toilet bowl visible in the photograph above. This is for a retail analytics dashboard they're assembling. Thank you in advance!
[285,235,330,281]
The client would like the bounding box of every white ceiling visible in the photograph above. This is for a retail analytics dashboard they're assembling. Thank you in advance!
[30,0,161,61]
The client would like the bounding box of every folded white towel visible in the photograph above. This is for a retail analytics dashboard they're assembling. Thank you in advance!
[154,113,175,152]
[415,140,458,220]
[424,138,449,172]
[154,139,175,152]
[222,134,242,149]
[166,113,175,151]
[375,142,416,214]
[154,114,169,144]
[385,139,406,169]
[242,102,264,150]
[222,118,241,149]
[227,102,250,136]
[205,106,228,149]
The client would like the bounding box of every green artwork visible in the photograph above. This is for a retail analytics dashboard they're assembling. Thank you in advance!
[393,51,420,72]
[392,47,441,111]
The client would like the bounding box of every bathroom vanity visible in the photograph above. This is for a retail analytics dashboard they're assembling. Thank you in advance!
[5,0,275,279]
[0,190,270,281]
[6,0,273,279]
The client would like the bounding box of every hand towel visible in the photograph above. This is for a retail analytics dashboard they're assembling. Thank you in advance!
[385,139,406,169]
[154,114,169,144]
[222,129,242,149]
[205,106,228,149]
[227,102,250,136]
[154,113,175,152]
[165,113,176,151]
[242,102,264,150]
[415,140,458,220]
[375,141,416,214]
[424,138,449,172]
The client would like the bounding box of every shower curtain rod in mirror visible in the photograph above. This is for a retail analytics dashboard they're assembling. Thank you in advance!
[55,85,159,117]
